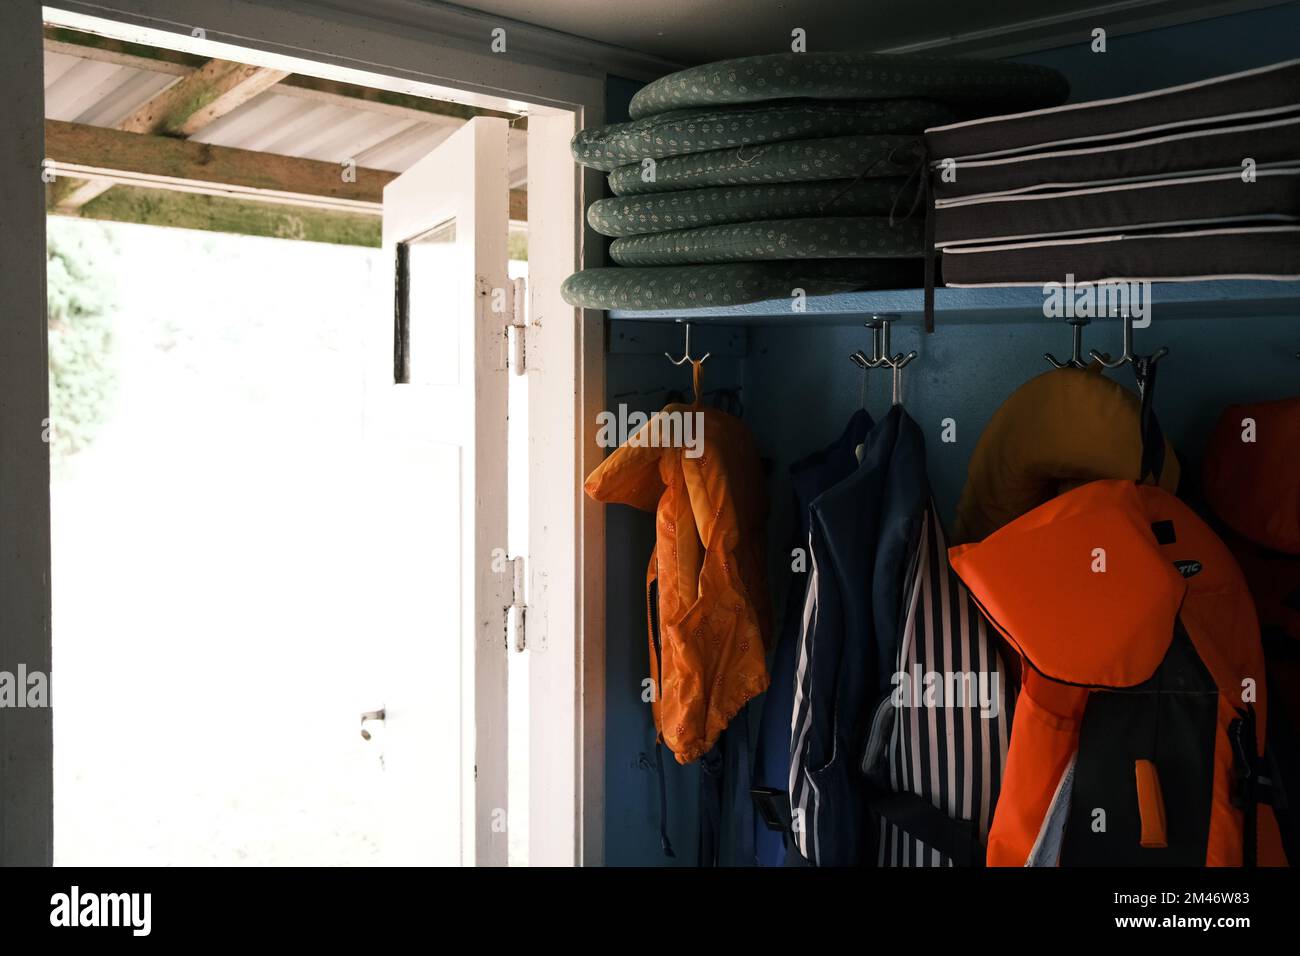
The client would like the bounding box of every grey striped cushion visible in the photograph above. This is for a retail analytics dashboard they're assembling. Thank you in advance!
[588,179,908,237]
[628,52,1069,120]
[608,217,924,267]
[571,99,957,171]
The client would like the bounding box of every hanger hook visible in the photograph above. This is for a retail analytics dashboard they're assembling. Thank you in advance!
[1088,311,1166,370]
[888,349,918,405]
[665,321,711,366]
[849,322,881,370]
[850,316,897,370]
[1090,312,1134,369]
[1045,316,1094,369]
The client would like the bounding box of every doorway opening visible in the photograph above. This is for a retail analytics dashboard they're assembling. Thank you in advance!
[43,12,549,866]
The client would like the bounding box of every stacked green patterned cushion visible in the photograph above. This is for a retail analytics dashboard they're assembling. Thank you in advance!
[610,217,925,266]
[571,99,958,171]
[626,52,1069,118]
[587,179,907,237]
[561,261,925,311]
[606,134,920,195]
[564,52,1069,310]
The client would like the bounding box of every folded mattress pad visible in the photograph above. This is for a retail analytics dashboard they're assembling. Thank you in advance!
[929,116,1300,201]
[925,58,1300,163]
[934,168,1300,247]
[940,226,1300,286]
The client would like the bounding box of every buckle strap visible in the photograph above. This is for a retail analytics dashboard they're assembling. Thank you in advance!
[1229,706,1267,868]
[870,791,984,867]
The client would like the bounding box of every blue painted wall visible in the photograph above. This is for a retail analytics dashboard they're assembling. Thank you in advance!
[601,74,719,865]
[746,316,1299,581]
[600,4,1300,865]
[1016,2,1300,102]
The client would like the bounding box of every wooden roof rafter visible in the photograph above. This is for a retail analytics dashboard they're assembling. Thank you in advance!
[45,120,528,245]
[43,24,528,245]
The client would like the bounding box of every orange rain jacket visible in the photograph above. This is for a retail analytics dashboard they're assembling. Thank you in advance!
[951,479,1287,866]
[585,398,771,764]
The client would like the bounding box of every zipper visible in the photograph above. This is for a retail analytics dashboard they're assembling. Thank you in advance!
[648,568,664,719]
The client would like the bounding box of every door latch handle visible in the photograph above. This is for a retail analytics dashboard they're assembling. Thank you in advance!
[360,708,386,740]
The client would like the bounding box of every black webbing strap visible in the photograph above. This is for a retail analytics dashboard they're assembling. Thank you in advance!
[873,138,934,334]
[647,575,675,859]
[1133,353,1166,485]
[870,791,985,867]
[654,742,676,859]
[922,164,936,335]
[698,743,723,867]
[1229,705,1284,868]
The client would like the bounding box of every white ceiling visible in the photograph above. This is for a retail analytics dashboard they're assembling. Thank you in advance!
[448,0,1259,63]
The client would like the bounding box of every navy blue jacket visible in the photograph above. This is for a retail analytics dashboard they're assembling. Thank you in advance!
[788,406,928,866]
[753,409,873,866]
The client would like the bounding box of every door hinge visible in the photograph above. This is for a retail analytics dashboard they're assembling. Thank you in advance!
[505,276,537,375]
[506,554,527,652]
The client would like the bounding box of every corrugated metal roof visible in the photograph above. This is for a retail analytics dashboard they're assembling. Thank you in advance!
[42,46,528,183]
[44,51,180,128]
[189,91,458,173]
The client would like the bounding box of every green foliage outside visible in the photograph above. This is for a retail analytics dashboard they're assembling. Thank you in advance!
[507,226,528,262]
[46,218,121,462]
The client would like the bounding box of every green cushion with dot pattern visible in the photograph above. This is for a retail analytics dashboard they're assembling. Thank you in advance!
[560,260,924,311]
[608,216,924,267]
[606,134,921,196]
[587,179,910,237]
[571,99,958,171]
[627,52,1068,120]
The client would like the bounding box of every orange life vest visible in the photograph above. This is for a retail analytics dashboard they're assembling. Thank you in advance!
[584,396,771,764]
[951,479,1288,866]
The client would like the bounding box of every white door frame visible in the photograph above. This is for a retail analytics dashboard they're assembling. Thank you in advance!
[379,116,512,867]
[3,0,649,866]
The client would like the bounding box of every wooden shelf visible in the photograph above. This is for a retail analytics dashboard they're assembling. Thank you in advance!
[607,279,1300,325]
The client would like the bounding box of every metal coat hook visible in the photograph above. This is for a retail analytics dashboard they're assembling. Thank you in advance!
[850,325,883,369]
[848,316,915,406]
[850,319,888,408]
[1045,316,1102,369]
[665,321,710,366]
[1089,312,1168,370]
[887,350,918,406]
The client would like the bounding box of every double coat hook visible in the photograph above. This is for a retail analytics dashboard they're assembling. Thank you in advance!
[664,321,710,366]
[1045,316,1104,369]
[849,315,916,406]
[1089,312,1169,369]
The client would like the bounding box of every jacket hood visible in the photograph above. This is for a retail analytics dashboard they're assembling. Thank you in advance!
[953,367,1180,545]
[951,480,1184,688]
[585,403,768,544]
[585,402,771,764]
[1203,396,1300,555]
[951,479,1262,699]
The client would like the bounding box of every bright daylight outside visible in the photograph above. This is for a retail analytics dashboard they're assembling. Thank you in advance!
[48,215,529,865]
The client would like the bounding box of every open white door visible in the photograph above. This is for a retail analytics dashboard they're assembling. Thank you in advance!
[363,117,511,866]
